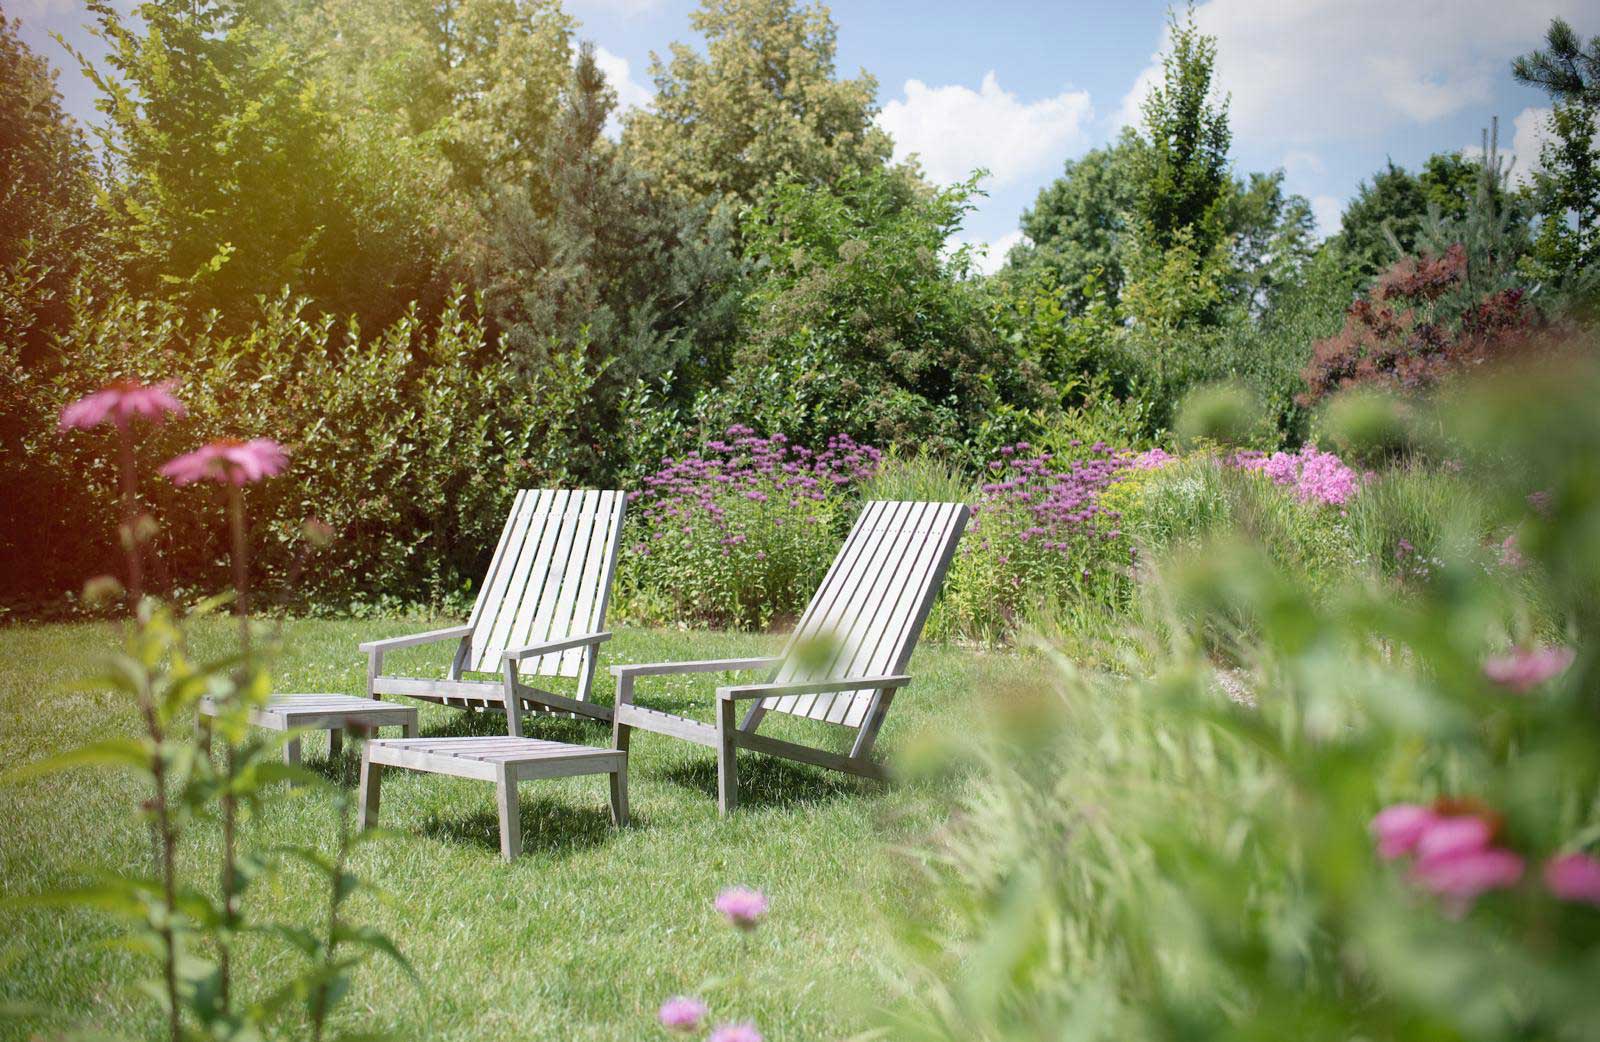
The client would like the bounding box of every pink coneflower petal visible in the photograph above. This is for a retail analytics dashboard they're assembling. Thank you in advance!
[1414,815,1494,870]
[708,1023,762,1042]
[60,380,185,431]
[1483,646,1575,694]
[714,886,768,930]
[657,996,707,1032]
[161,438,289,486]
[1411,846,1524,904]
[1371,803,1439,860]
[1544,852,1600,907]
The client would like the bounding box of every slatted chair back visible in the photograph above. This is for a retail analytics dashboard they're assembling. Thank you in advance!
[456,489,626,678]
[759,500,969,731]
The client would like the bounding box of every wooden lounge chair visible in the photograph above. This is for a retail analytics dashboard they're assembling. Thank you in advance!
[610,500,969,814]
[360,489,626,724]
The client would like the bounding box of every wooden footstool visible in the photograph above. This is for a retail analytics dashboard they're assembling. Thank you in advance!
[358,737,628,861]
[198,694,419,765]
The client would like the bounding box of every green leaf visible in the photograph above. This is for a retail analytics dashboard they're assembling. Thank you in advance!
[1,737,153,783]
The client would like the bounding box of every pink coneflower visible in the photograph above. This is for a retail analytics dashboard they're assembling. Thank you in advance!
[1483,646,1575,694]
[708,1023,762,1042]
[1412,845,1524,908]
[714,886,768,930]
[1371,803,1439,860]
[59,379,185,430]
[1543,852,1600,907]
[657,996,708,1032]
[161,438,288,486]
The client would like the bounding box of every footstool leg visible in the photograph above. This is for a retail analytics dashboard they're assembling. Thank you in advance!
[357,743,381,830]
[402,716,418,738]
[496,765,522,862]
[716,698,739,817]
[196,713,211,756]
[609,762,629,828]
[328,728,343,760]
[284,736,302,768]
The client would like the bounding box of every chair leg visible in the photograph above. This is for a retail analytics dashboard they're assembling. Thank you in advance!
[402,718,418,738]
[357,745,381,830]
[496,766,522,862]
[609,763,629,828]
[284,736,302,768]
[716,699,739,817]
[328,728,343,760]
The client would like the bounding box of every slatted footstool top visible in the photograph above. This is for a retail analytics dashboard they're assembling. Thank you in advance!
[362,737,624,782]
[200,693,419,733]
[358,736,629,860]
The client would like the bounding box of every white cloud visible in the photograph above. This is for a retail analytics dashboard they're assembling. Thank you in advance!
[1282,149,1325,178]
[592,46,652,138]
[879,72,1093,188]
[1310,194,1343,239]
[568,0,662,16]
[1117,0,1591,142]
[948,229,1026,277]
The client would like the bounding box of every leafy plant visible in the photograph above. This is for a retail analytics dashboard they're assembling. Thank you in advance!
[4,382,409,1040]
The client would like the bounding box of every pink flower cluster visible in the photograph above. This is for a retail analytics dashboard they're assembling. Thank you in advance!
[1373,801,1600,914]
[970,441,1135,558]
[629,428,880,556]
[1372,803,1523,913]
[1483,645,1574,694]
[1231,443,1358,506]
[656,887,770,1038]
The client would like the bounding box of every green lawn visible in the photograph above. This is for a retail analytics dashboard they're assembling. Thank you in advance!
[0,618,1043,1041]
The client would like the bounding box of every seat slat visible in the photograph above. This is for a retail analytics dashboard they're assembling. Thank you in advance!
[823,501,956,723]
[470,490,550,672]
[768,501,907,717]
[525,490,597,677]
[760,500,967,729]
[477,489,568,672]
[557,491,624,674]
[776,500,917,717]
[810,501,937,723]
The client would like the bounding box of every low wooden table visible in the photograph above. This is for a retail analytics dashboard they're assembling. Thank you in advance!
[358,737,628,861]
[198,693,419,764]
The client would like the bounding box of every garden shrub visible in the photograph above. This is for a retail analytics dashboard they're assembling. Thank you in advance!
[1,287,589,613]
[613,428,882,630]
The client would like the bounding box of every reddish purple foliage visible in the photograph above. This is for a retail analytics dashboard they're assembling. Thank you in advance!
[1300,244,1545,406]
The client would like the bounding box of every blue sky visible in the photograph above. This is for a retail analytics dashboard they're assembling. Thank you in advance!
[14,0,1587,272]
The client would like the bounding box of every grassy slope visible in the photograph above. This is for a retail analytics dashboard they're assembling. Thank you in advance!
[0,619,1042,1041]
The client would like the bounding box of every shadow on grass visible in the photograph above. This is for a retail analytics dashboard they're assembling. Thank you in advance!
[656,753,864,811]
[417,794,625,857]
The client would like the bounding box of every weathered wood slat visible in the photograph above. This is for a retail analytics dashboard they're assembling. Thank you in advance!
[479,489,563,673]
[470,489,545,672]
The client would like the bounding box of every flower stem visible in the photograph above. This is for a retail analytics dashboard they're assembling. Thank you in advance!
[117,426,144,610]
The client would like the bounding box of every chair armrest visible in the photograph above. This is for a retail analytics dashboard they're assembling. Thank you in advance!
[610,657,781,679]
[501,631,611,664]
[358,624,473,654]
[717,675,912,701]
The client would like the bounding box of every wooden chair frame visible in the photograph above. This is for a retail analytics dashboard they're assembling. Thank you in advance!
[611,500,969,814]
[360,490,626,724]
